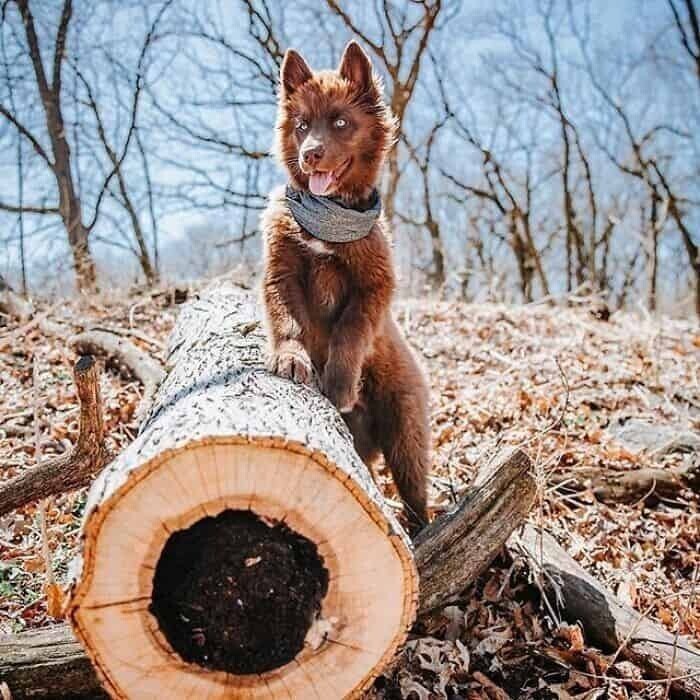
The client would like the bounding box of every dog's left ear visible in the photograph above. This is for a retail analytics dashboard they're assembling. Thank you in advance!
[281,49,313,95]
[338,40,373,93]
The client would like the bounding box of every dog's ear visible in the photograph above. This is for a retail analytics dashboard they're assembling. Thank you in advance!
[281,49,312,95]
[338,40,373,93]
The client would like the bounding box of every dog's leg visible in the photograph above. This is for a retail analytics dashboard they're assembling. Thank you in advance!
[372,382,430,534]
[343,402,380,466]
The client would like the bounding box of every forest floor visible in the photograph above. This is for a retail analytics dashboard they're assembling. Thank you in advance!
[0,282,698,699]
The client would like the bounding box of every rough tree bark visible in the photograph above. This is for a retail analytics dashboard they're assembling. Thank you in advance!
[415,449,534,615]
[0,627,107,700]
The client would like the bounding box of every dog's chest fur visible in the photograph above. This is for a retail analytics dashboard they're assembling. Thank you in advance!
[302,245,348,321]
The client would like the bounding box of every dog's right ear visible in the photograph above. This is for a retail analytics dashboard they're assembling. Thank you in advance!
[280,50,312,95]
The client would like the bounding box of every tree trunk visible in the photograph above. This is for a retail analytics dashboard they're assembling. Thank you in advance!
[15,0,98,294]
[426,220,445,291]
[66,282,418,699]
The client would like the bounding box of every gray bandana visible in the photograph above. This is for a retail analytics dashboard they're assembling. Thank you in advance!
[285,185,381,243]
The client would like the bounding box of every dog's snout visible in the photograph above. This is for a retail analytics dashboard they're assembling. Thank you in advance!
[301,143,325,166]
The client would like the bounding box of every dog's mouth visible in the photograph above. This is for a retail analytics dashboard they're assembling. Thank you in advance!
[305,158,352,196]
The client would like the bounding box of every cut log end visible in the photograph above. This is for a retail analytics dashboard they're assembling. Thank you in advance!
[68,438,417,699]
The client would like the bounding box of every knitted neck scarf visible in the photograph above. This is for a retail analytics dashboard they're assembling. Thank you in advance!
[285,185,381,243]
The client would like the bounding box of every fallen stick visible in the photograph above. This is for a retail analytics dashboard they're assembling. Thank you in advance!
[592,463,699,504]
[512,523,700,699]
[0,356,109,518]
[549,462,699,505]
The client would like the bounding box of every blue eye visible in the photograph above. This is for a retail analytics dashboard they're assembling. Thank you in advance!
[334,118,347,128]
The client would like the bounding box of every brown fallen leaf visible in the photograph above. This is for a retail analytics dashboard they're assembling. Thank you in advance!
[472,671,510,700]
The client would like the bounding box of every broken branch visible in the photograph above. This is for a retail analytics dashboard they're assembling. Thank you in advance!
[0,356,109,517]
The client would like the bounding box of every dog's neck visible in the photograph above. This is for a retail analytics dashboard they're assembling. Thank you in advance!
[285,185,382,243]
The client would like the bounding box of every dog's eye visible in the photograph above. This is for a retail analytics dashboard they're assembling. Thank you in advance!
[334,118,347,129]
[296,120,308,131]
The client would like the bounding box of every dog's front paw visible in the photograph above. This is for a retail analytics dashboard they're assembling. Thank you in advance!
[322,362,360,413]
[268,349,316,386]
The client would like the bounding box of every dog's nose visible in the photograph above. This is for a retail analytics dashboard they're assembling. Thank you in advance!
[301,143,325,166]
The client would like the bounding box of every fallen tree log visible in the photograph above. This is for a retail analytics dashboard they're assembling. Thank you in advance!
[512,524,700,699]
[0,449,531,698]
[1,283,534,699]
[0,356,109,517]
[0,626,106,699]
[68,283,420,699]
[0,274,33,322]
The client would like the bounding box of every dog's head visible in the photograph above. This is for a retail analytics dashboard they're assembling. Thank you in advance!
[275,41,395,204]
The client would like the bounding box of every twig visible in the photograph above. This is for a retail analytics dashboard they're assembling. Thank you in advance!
[32,358,55,592]
[665,566,699,699]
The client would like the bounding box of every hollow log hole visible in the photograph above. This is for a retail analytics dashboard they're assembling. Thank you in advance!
[150,509,329,674]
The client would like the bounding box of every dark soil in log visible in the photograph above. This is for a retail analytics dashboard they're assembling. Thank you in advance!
[149,509,329,674]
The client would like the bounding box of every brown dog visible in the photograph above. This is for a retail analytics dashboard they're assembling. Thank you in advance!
[261,40,430,531]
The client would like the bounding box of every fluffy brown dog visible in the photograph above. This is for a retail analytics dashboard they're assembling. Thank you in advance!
[261,40,430,530]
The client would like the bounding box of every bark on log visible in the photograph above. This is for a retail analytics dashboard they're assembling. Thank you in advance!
[512,524,700,699]
[66,283,419,699]
[0,626,106,699]
[0,448,533,698]
[0,356,109,517]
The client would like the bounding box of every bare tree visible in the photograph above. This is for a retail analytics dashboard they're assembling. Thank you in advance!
[0,0,170,291]
[668,0,700,83]
[570,0,699,314]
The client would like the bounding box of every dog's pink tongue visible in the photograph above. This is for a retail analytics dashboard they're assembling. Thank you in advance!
[309,171,333,196]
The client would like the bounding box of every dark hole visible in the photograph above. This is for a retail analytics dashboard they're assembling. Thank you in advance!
[150,509,329,674]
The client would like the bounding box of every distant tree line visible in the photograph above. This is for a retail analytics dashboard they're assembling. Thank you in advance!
[1,0,698,315]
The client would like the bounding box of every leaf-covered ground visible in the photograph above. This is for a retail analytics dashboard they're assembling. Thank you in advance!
[0,286,698,699]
